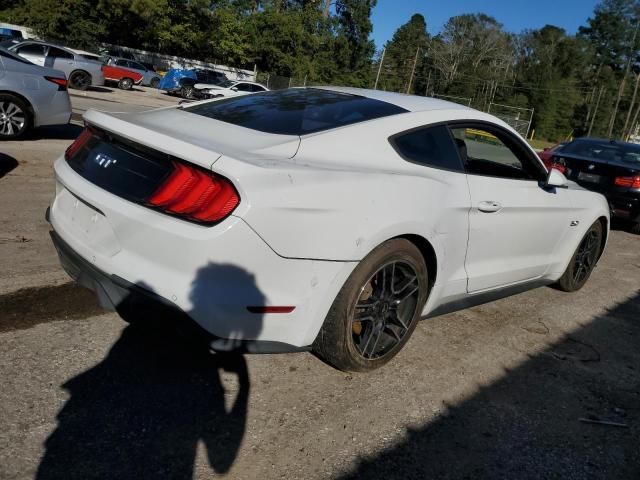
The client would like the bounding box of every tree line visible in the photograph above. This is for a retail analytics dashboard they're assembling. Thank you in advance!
[1,0,639,142]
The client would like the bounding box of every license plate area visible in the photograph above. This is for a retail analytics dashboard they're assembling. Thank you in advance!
[53,183,121,257]
[577,171,603,184]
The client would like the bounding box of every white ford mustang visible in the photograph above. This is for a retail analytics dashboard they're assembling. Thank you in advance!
[48,87,609,371]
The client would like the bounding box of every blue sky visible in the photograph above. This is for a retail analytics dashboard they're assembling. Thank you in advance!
[370,0,601,49]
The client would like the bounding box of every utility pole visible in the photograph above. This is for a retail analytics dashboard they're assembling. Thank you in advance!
[607,24,638,138]
[623,72,640,138]
[588,86,604,137]
[373,48,385,90]
[406,46,420,94]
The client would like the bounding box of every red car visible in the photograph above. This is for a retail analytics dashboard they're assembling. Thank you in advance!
[101,65,143,90]
[538,142,568,172]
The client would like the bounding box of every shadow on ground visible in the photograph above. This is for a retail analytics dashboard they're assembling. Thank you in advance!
[36,262,264,479]
[341,292,640,480]
[0,152,18,178]
[20,124,84,141]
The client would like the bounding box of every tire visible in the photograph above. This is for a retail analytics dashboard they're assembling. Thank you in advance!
[630,221,640,235]
[181,85,194,99]
[118,77,134,90]
[0,94,32,139]
[68,70,91,90]
[313,239,429,372]
[555,220,603,292]
[150,77,160,89]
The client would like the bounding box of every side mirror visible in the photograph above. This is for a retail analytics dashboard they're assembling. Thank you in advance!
[545,168,568,189]
[231,87,238,91]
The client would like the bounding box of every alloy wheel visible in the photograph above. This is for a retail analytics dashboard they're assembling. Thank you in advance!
[0,101,26,136]
[351,261,421,360]
[70,71,90,90]
[573,229,600,284]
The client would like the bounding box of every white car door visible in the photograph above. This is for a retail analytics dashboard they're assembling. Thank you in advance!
[14,43,47,66]
[450,124,573,293]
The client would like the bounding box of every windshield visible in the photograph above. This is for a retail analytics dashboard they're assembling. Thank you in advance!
[184,88,408,135]
[218,80,236,88]
[562,139,640,164]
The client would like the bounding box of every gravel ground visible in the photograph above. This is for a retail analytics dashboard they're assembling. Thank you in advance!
[0,88,638,479]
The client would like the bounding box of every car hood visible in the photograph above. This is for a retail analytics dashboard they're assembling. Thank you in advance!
[82,107,301,169]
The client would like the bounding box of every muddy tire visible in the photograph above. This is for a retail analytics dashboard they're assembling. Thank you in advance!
[556,220,603,292]
[313,239,429,372]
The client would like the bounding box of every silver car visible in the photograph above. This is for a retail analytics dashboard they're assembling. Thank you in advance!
[9,40,105,90]
[0,48,71,138]
[107,57,161,88]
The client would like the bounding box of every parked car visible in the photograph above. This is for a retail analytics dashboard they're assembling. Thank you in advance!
[0,27,23,42]
[538,141,567,168]
[550,137,640,234]
[101,64,144,90]
[0,48,71,138]
[194,80,269,99]
[8,40,105,90]
[159,68,228,98]
[105,57,161,88]
[48,88,609,371]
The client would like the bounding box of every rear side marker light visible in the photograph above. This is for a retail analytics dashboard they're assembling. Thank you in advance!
[65,127,93,160]
[247,306,296,314]
[614,176,640,189]
[148,161,239,223]
[45,76,67,91]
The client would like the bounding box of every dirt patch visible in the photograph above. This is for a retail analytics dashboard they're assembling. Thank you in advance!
[0,283,106,332]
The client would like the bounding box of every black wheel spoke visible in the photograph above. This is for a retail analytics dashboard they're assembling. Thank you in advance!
[351,260,422,360]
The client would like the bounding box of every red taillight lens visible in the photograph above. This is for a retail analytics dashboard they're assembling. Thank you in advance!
[45,76,67,90]
[551,163,567,174]
[614,175,640,189]
[65,127,93,160]
[148,161,239,223]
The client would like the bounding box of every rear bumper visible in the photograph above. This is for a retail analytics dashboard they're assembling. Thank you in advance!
[49,157,355,349]
[48,226,309,354]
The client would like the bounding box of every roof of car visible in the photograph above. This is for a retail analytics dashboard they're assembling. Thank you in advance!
[68,48,100,56]
[313,86,472,113]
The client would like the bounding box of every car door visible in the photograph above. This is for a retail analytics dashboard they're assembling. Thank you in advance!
[14,43,46,66]
[450,123,574,293]
[46,46,75,74]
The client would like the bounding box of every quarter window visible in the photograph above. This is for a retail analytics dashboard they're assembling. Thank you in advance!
[451,126,543,180]
[391,125,464,171]
[16,44,46,56]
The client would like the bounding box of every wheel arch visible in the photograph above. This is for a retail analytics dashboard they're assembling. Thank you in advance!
[70,69,92,81]
[393,234,438,292]
[596,215,608,262]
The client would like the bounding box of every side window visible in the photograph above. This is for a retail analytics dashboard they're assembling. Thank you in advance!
[17,44,46,56]
[47,47,74,59]
[252,84,266,92]
[115,59,127,67]
[391,124,464,171]
[235,83,253,92]
[451,126,543,181]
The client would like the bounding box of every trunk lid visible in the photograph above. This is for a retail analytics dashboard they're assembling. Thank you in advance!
[553,152,640,194]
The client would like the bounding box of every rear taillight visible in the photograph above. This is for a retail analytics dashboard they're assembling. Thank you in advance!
[65,127,94,160]
[549,156,567,174]
[45,76,67,91]
[614,175,640,189]
[148,161,239,223]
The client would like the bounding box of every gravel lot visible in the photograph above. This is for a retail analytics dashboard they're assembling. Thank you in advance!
[0,87,639,479]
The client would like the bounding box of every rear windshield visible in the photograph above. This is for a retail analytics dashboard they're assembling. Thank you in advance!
[562,139,640,164]
[183,88,408,135]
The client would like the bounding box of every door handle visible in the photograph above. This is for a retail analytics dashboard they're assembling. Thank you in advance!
[477,201,502,213]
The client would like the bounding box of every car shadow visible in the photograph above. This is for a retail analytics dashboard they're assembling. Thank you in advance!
[20,124,84,141]
[85,86,114,93]
[339,292,640,479]
[36,262,264,479]
[0,152,19,178]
